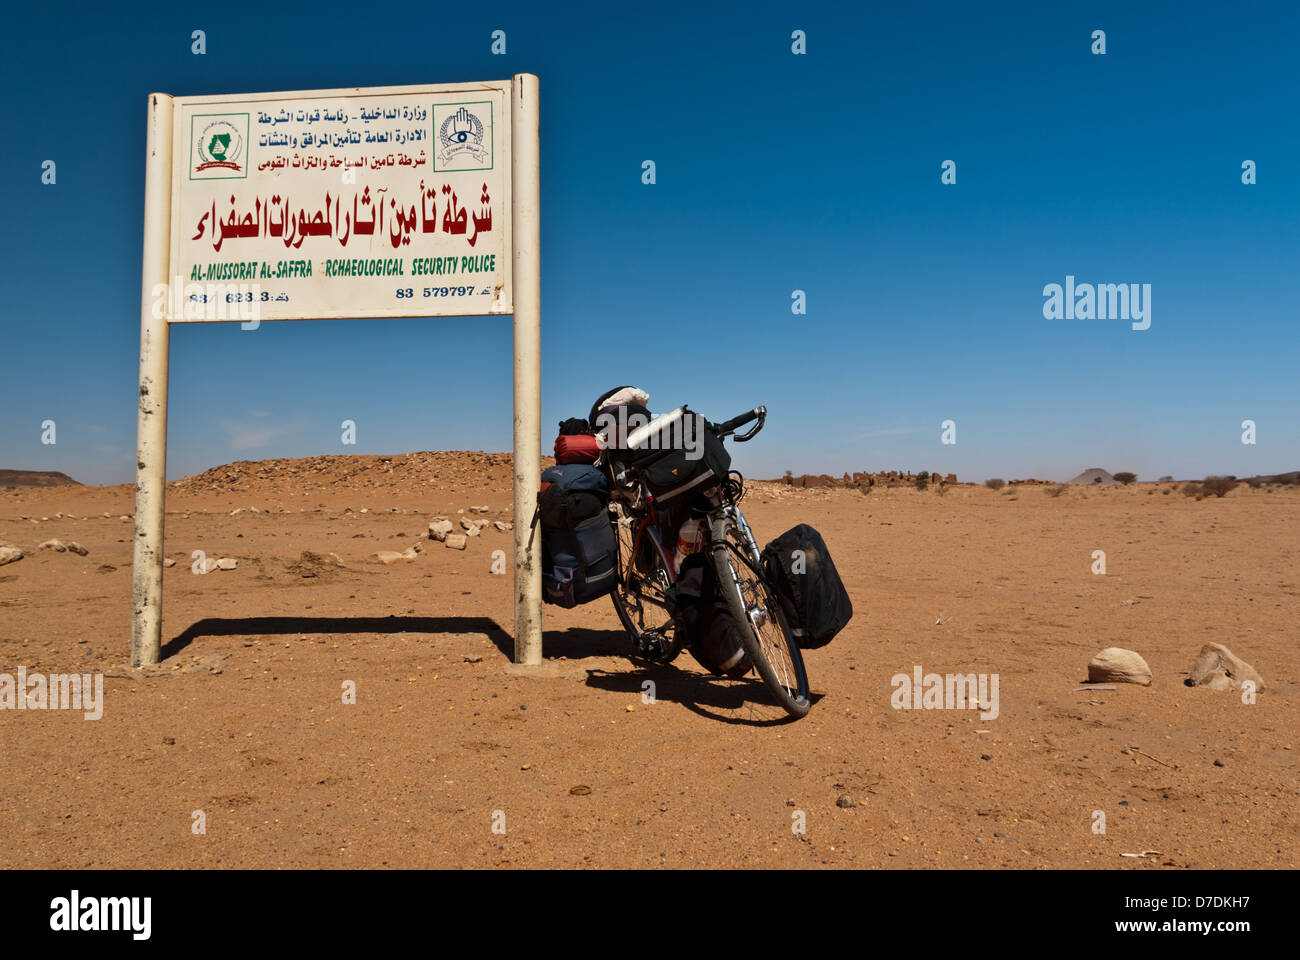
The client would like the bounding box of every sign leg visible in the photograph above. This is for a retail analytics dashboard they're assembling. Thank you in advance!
[132,93,174,667]
[511,73,542,665]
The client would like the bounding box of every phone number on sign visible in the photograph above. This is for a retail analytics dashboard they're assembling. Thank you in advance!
[396,287,493,298]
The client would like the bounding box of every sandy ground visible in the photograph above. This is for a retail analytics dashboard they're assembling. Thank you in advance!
[0,458,1296,869]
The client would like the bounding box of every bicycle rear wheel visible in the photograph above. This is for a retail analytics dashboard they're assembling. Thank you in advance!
[711,537,811,717]
[609,506,681,663]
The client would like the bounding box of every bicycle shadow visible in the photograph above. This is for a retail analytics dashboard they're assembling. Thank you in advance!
[584,665,821,727]
[488,627,819,726]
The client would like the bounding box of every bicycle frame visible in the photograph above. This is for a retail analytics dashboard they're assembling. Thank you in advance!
[626,506,675,582]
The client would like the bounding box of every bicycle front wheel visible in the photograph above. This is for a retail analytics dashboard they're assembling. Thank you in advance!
[711,538,811,717]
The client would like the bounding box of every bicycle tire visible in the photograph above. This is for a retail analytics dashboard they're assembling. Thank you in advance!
[711,539,811,717]
[609,509,681,663]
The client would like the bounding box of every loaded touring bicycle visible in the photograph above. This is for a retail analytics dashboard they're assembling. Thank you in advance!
[601,402,813,718]
[536,389,853,719]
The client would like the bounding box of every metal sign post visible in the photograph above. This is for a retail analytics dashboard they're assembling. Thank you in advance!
[131,75,541,666]
[510,74,542,665]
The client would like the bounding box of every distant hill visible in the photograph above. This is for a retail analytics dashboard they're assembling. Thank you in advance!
[1067,467,1117,485]
[1244,470,1300,485]
[0,469,82,488]
[168,451,534,495]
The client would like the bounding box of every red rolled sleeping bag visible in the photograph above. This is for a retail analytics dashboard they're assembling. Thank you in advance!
[555,433,601,465]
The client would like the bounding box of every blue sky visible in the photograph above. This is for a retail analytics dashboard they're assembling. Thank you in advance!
[2,0,1296,484]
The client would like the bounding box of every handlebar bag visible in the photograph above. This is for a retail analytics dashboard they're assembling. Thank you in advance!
[538,465,617,607]
[760,524,853,648]
[638,426,731,503]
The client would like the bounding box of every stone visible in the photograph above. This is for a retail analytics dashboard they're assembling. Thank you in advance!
[444,534,468,550]
[428,520,454,541]
[65,542,89,556]
[400,546,420,560]
[216,557,237,570]
[460,517,477,532]
[375,551,406,564]
[197,557,220,574]
[0,546,23,566]
[163,558,177,568]
[1186,642,1265,692]
[1087,647,1152,686]
[493,520,512,532]
[39,539,67,552]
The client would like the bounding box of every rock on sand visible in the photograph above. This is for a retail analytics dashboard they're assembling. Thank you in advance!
[1087,647,1152,686]
[1187,642,1265,692]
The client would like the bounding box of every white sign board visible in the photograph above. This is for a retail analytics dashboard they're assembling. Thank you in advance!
[166,81,512,321]
[133,76,542,670]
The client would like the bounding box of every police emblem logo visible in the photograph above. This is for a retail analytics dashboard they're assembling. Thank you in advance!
[190,114,249,180]
[433,103,493,172]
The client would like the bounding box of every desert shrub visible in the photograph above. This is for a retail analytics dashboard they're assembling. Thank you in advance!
[1045,484,1067,498]
[1093,476,1103,484]
[1246,477,1262,489]
[917,470,930,481]
[985,478,1005,490]
[1182,483,1203,497]
[914,476,929,491]
[935,482,949,496]
[1157,475,1174,482]
[1202,475,1239,498]
[1113,471,1138,485]
[1161,488,1171,495]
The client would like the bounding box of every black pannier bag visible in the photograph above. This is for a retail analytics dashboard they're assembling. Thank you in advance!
[537,464,617,608]
[760,524,852,649]
[666,553,752,678]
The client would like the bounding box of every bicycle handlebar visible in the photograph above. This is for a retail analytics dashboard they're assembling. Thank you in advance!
[712,406,766,441]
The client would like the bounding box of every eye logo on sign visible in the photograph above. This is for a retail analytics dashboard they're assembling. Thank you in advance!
[434,103,493,172]
[190,114,249,180]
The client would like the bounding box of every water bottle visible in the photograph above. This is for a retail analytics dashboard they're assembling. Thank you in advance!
[674,518,706,572]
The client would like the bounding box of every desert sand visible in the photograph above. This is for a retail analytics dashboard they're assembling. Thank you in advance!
[0,453,1295,868]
